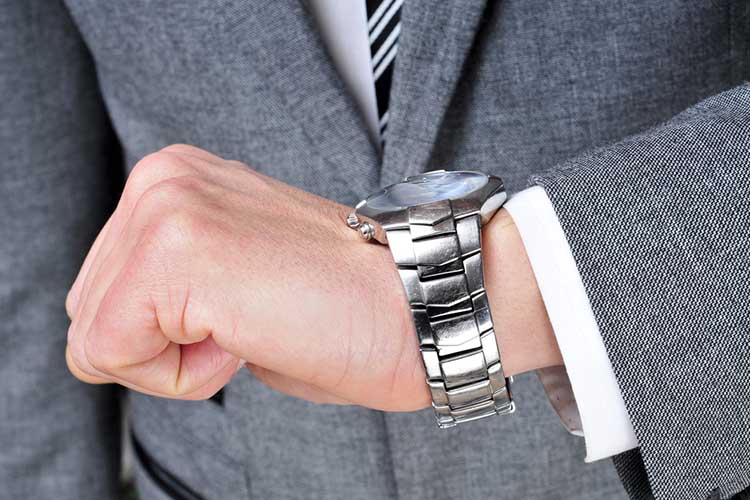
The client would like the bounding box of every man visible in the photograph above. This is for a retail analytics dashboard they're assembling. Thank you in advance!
[1,0,748,499]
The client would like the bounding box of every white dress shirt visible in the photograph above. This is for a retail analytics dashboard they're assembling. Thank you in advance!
[308,0,638,461]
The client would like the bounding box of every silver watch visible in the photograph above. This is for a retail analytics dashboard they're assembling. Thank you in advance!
[347,170,514,428]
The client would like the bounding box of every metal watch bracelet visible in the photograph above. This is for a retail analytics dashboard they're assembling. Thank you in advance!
[384,199,514,428]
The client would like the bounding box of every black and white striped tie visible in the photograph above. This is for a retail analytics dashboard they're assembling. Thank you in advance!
[366,0,403,145]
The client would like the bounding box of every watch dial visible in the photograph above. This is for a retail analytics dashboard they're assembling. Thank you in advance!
[364,171,488,211]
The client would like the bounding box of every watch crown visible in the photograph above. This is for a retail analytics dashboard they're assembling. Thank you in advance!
[346,212,360,229]
[358,222,375,241]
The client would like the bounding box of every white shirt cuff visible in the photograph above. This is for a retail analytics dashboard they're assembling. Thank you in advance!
[504,186,639,462]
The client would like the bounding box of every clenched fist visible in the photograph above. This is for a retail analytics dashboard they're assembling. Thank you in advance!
[65,145,561,411]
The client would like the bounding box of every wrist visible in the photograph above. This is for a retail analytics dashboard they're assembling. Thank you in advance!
[361,202,562,411]
[484,208,563,376]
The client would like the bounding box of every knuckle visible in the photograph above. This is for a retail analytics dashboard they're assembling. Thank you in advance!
[159,144,221,168]
[83,329,115,375]
[125,151,191,202]
[174,372,224,399]
[175,386,217,401]
[134,149,184,175]
[68,366,87,383]
[83,279,142,376]
[165,383,193,399]
[144,175,203,204]
[129,151,174,184]
[169,374,219,401]
[66,354,93,383]
[135,177,206,237]
[160,143,201,156]
[66,328,85,369]
[64,290,76,319]
[83,300,124,375]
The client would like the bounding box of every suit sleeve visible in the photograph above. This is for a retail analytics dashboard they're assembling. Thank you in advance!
[0,1,123,498]
[532,85,750,500]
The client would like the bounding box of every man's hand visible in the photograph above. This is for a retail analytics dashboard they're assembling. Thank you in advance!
[66,145,561,411]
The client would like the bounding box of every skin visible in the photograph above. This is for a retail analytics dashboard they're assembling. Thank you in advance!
[65,144,562,411]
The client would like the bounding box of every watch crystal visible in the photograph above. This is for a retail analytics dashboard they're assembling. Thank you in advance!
[364,171,488,211]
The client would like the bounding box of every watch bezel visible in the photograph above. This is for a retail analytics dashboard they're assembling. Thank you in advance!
[354,170,506,244]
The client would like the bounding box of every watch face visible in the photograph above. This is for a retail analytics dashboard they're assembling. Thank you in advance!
[363,171,489,211]
[354,170,505,243]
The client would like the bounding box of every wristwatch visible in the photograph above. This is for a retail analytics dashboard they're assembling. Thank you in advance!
[347,170,514,428]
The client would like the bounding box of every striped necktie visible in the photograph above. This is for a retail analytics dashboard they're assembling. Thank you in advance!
[366,0,403,146]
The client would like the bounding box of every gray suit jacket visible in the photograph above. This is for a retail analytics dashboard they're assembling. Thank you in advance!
[1,0,748,499]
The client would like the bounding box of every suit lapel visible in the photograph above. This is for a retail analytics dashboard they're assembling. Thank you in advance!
[219,0,381,199]
[381,0,490,185]
[217,0,489,195]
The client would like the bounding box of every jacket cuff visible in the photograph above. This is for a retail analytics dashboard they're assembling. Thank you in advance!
[505,187,639,462]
